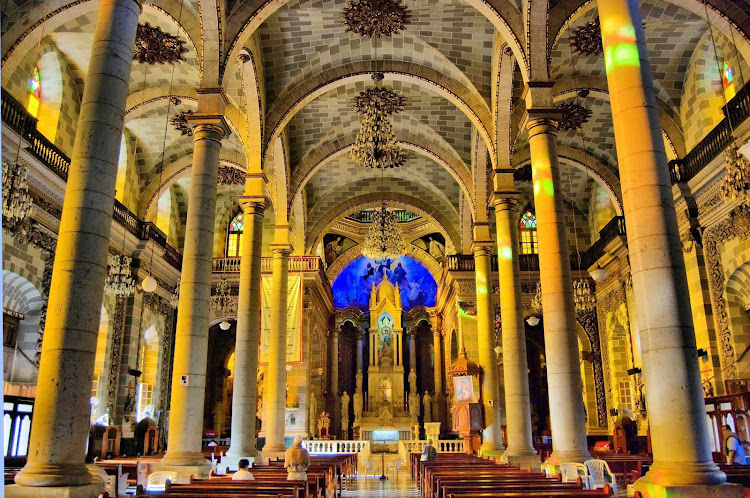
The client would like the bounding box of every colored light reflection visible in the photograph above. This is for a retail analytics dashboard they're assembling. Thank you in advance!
[499,244,513,261]
[601,18,640,74]
[532,163,554,197]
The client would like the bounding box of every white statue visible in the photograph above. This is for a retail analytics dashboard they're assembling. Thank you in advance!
[408,369,417,392]
[378,400,393,426]
[355,370,363,392]
[423,391,432,423]
[409,391,420,422]
[340,391,350,426]
[429,237,445,261]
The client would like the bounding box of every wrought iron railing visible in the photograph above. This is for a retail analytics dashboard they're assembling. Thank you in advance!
[2,88,182,269]
[670,82,750,184]
[579,216,626,270]
[213,256,325,274]
[345,209,421,223]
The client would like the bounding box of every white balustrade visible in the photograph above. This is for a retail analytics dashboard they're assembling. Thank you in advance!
[303,439,370,455]
[398,439,465,459]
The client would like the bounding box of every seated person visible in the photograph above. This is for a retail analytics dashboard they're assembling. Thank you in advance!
[231,458,255,480]
[284,436,310,481]
[207,439,218,447]
[421,439,438,461]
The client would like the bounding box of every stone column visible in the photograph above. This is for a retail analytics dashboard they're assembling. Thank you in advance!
[430,312,447,433]
[493,193,538,467]
[260,239,292,454]
[526,111,590,464]
[331,328,340,397]
[597,0,728,493]
[409,331,417,375]
[10,1,141,494]
[473,235,505,455]
[161,109,229,475]
[356,331,365,373]
[224,176,265,469]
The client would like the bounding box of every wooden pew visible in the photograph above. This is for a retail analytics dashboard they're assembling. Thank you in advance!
[446,486,611,498]
[143,478,308,498]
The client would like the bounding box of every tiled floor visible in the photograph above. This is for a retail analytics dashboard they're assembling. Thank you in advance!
[341,473,421,497]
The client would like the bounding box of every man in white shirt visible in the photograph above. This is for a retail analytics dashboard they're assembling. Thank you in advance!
[231,458,255,480]
[723,424,747,465]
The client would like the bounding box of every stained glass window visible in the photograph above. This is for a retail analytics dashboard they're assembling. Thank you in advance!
[520,211,538,255]
[226,212,244,257]
[723,61,737,100]
[27,67,41,118]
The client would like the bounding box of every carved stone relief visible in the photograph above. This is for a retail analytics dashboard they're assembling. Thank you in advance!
[576,308,607,427]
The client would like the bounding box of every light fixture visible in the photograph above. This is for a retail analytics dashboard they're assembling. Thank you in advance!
[493,346,502,356]
[573,279,596,312]
[285,364,293,372]
[350,74,407,170]
[589,266,608,283]
[170,282,180,309]
[211,275,234,330]
[526,316,540,327]
[531,281,543,313]
[342,0,411,39]
[219,320,231,331]
[721,143,750,200]
[104,254,136,296]
[2,160,31,225]
[361,203,407,260]
[142,275,158,293]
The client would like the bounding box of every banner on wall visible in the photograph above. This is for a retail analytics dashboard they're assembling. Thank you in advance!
[260,274,303,365]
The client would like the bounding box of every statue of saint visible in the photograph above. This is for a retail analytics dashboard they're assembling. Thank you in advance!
[429,237,445,261]
[353,391,363,422]
[341,391,350,426]
[423,391,433,423]
[378,400,393,426]
[355,370,363,392]
[408,369,418,392]
[409,391,420,422]
[324,236,343,265]
[379,336,394,367]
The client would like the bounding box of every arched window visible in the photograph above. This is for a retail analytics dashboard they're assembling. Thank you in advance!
[226,212,244,257]
[519,211,538,255]
[28,67,41,118]
[723,61,737,100]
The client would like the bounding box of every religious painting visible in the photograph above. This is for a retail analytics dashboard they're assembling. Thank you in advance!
[453,375,477,403]
[259,275,303,365]
[412,232,446,261]
[323,233,356,266]
[331,255,437,311]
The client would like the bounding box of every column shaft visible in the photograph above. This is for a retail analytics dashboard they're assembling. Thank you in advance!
[162,123,225,470]
[597,0,724,487]
[13,0,141,488]
[409,334,417,374]
[473,248,505,453]
[356,335,364,372]
[225,200,265,463]
[527,117,589,463]
[494,198,537,459]
[433,331,443,394]
[261,246,291,452]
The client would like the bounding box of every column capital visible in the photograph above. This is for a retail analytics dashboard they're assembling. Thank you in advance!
[239,197,266,215]
[471,242,494,255]
[269,243,292,257]
[490,191,520,211]
[523,109,562,137]
[187,115,231,141]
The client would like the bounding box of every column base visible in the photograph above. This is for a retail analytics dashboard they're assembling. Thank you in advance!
[500,451,541,471]
[221,453,256,473]
[543,450,591,475]
[634,480,741,498]
[5,483,105,498]
[639,460,726,487]
[478,447,506,458]
[158,452,212,479]
[257,449,286,465]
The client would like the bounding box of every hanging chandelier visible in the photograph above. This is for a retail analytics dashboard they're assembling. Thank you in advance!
[351,74,407,169]
[104,254,136,296]
[531,281,543,313]
[362,203,407,260]
[170,282,180,309]
[2,160,31,225]
[573,279,596,312]
[211,276,234,330]
[342,0,411,38]
[721,144,750,200]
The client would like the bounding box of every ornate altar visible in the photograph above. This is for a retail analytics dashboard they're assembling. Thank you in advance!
[449,349,483,454]
[317,411,332,439]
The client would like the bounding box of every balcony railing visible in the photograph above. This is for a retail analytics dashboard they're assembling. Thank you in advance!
[670,82,750,184]
[345,209,421,223]
[579,216,626,270]
[213,256,325,275]
[2,87,182,269]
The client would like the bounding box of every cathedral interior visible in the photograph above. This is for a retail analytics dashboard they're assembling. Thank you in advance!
[4,0,750,496]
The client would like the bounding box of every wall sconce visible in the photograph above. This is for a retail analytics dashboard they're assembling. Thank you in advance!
[526,315,541,327]
[627,367,642,376]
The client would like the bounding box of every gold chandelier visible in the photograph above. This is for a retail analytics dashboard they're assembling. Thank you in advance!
[573,279,596,312]
[342,0,411,38]
[350,73,407,169]
[362,203,407,260]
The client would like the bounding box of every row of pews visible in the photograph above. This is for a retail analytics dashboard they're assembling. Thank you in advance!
[137,454,356,498]
[411,453,612,498]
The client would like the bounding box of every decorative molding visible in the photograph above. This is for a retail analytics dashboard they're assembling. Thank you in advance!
[595,285,626,424]
[133,23,188,65]
[217,166,245,185]
[703,204,750,379]
[576,308,607,427]
[107,297,127,416]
